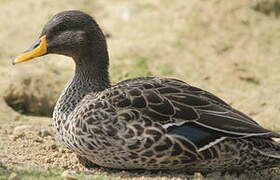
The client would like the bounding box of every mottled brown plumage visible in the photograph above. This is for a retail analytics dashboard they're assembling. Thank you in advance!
[14,10,280,173]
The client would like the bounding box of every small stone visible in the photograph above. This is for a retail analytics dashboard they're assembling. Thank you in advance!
[59,148,66,153]
[13,115,21,121]
[59,148,72,153]
[13,125,32,135]
[194,172,204,180]
[8,173,17,180]
[34,138,43,143]
[48,144,57,150]
[62,154,69,159]
[45,158,52,163]
[52,152,59,158]
[12,133,25,141]
[61,170,78,180]
[66,149,72,153]
[38,128,52,137]
[3,129,8,135]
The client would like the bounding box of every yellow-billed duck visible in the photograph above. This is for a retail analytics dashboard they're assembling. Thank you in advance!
[13,10,280,173]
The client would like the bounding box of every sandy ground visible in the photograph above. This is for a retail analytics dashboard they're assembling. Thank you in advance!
[1,0,280,179]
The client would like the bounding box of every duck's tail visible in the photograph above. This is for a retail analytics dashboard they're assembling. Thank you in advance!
[252,137,280,167]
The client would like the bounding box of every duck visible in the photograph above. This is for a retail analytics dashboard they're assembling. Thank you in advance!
[13,10,280,173]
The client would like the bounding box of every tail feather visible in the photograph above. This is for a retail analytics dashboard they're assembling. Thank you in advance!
[253,138,280,163]
[270,131,280,138]
[258,150,280,160]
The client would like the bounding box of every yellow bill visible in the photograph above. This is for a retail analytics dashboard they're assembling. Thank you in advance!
[13,35,47,65]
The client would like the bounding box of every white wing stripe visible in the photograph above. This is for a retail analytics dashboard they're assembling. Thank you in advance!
[195,121,271,136]
[197,137,226,152]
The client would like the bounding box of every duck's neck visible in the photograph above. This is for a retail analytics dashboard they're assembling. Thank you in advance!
[73,55,111,93]
[53,46,110,126]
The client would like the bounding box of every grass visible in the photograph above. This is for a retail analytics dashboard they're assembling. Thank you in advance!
[111,52,175,84]
[0,166,63,180]
[110,52,153,84]
[0,165,123,180]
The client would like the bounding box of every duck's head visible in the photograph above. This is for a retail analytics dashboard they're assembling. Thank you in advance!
[13,10,107,65]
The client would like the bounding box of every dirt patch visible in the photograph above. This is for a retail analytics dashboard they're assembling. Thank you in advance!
[0,118,80,170]
[3,71,64,117]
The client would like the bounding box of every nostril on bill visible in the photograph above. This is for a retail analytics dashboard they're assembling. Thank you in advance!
[23,39,41,53]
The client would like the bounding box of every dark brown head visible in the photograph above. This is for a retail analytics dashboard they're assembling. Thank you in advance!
[13,10,108,65]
